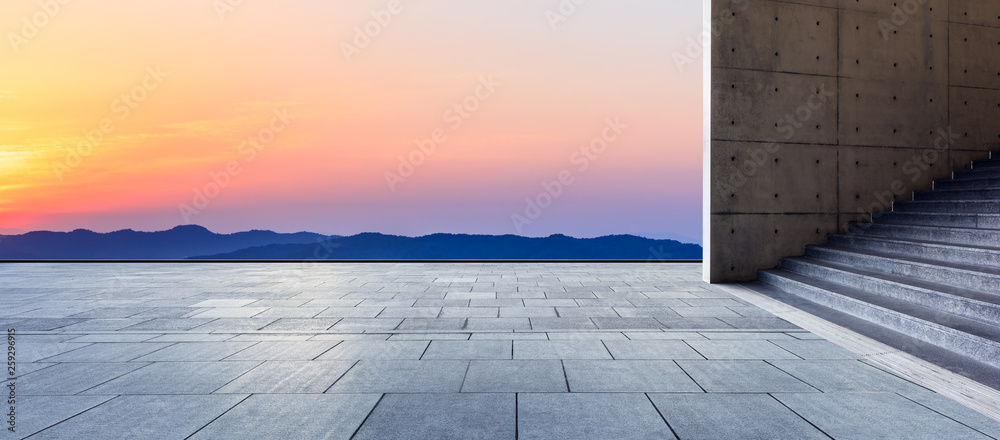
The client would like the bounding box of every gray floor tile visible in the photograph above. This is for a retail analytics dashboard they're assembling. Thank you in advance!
[224,341,340,360]
[393,318,464,331]
[461,360,567,392]
[10,395,115,438]
[465,317,531,330]
[649,393,828,440]
[677,360,818,393]
[20,362,148,395]
[132,342,257,362]
[215,361,356,393]
[354,393,514,440]
[514,340,612,359]
[563,360,701,392]
[82,361,260,395]
[317,341,429,360]
[30,395,247,440]
[518,393,675,440]
[685,340,800,360]
[769,339,859,359]
[775,392,991,439]
[603,340,705,359]
[768,360,927,392]
[263,318,342,331]
[421,340,512,360]
[326,360,469,393]
[38,342,173,363]
[528,318,597,330]
[192,394,380,440]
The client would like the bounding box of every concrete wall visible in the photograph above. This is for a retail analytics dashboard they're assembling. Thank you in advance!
[705,0,1000,282]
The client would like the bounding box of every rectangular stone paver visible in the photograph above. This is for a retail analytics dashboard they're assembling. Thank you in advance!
[191,394,381,440]
[82,361,261,395]
[563,360,702,393]
[29,395,247,440]
[326,360,468,393]
[461,360,567,392]
[215,360,356,394]
[648,393,829,440]
[518,393,676,440]
[354,393,515,440]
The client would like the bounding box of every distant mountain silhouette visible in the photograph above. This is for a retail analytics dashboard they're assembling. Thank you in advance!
[190,233,702,260]
[0,225,334,259]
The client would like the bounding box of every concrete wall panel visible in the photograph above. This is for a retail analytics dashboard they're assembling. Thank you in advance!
[711,141,837,214]
[839,10,947,82]
[949,86,1000,150]
[712,0,837,75]
[839,78,948,147]
[949,24,1000,89]
[949,0,1000,27]
[710,214,836,281]
[837,146,950,222]
[840,0,946,21]
[712,68,838,144]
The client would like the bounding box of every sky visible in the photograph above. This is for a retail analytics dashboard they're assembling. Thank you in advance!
[0,0,703,240]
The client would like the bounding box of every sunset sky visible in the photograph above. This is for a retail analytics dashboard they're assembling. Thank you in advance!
[1,1,702,240]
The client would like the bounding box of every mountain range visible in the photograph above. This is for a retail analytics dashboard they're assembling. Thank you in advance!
[0,226,702,260]
[0,225,333,259]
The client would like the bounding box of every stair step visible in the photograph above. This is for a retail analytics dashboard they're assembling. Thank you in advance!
[782,257,1000,325]
[758,269,1000,366]
[934,176,1000,190]
[913,187,1000,201]
[973,159,1000,170]
[827,234,1000,269]
[873,212,1000,229]
[803,246,1000,295]
[892,200,1000,214]
[849,222,1000,248]
[742,280,1000,389]
[953,167,1000,180]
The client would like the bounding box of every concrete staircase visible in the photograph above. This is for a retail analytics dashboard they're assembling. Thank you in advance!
[747,151,1000,387]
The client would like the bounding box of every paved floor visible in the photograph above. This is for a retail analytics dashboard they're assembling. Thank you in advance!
[2,263,999,439]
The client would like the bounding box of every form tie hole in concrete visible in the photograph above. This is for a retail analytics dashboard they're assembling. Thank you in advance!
[856,194,861,199]
[775,52,779,57]
[816,125,820,129]
[816,195,820,199]
[893,63,898,67]
[816,160,820,164]
[893,162,897,166]
[816,229,820,234]
[855,161,860,165]
[774,229,779,234]
[774,158,779,163]
[731,156,736,161]
[774,194,779,198]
